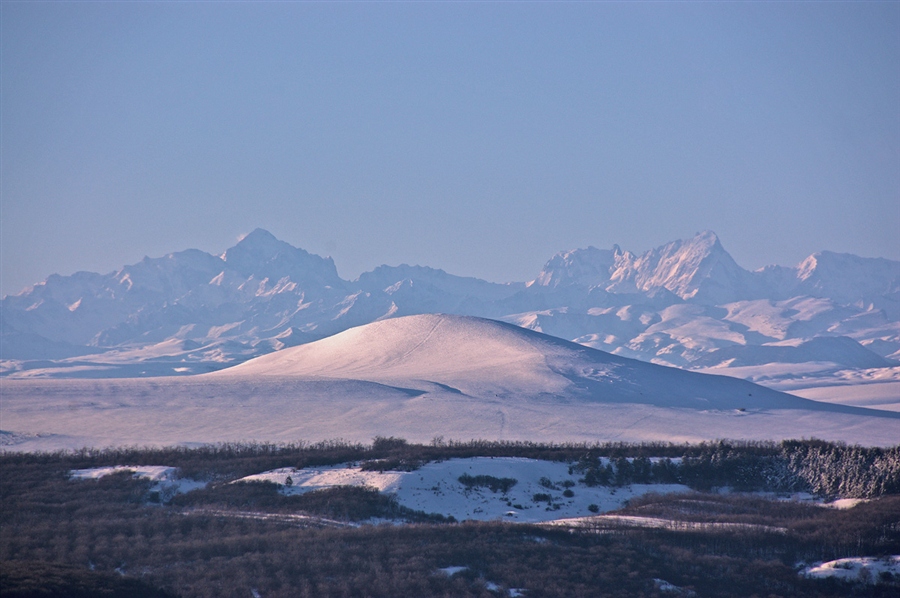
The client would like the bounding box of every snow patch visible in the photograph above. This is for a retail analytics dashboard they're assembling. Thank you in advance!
[801,555,900,584]
[437,566,468,577]
[653,578,696,596]
[239,466,404,493]
[70,465,206,499]
[238,458,692,523]
[71,465,176,481]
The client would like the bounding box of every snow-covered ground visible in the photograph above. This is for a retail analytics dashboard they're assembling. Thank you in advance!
[63,460,880,526]
[788,381,900,413]
[3,376,896,452]
[239,457,691,523]
[3,316,898,452]
[67,457,693,524]
[801,556,900,584]
[695,363,900,412]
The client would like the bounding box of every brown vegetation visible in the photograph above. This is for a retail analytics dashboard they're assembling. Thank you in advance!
[2,439,898,597]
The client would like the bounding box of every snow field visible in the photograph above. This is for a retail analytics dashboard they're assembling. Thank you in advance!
[238,457,691,523]
[788,380,900,413]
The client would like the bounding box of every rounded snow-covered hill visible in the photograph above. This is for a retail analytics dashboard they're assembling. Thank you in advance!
[215,314,857,412]
[221,313,562,386]
[3,314,897,451]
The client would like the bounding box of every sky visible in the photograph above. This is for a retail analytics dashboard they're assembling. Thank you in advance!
[1,1,898,297]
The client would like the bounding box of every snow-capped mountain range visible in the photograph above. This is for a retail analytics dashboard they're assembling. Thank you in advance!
[2,229,898,391]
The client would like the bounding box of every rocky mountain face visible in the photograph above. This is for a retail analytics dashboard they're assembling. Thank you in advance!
[2,229,897,379]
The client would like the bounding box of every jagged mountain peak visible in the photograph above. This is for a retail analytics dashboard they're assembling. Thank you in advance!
[531,231,740,297]
[650,230,729,265]
[600,231,754,303]
[796,251,830,281]
[222,229,343,288]
[531,246,621,288]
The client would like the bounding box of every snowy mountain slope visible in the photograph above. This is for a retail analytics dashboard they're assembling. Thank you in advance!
[0,318,103,361]
[213,314,889,415]
[607,231,764,304]
[529,231,767,304]
[1,230,352,361]
[794,251,900,308]
[220,228,346,291]
[529,246,622,289]
[3,315,898,452]
[2,230,897,397]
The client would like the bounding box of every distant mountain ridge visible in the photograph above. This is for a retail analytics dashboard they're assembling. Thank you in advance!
[2,229,897,380]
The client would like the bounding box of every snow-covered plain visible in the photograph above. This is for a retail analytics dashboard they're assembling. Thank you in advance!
[694,363,900,412]
[237,457,692,523]
[3,315,898,452]
[789,381,900,413]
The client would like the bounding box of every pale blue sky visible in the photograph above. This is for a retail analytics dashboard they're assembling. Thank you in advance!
[2,1,898,297]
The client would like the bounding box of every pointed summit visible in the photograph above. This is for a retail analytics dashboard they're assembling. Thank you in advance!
[606,231,758,303]
[222,229,345,290]
[649,230,753,303]
[225,229,284,263]
[237,227,279,245]
[689,229,722,249]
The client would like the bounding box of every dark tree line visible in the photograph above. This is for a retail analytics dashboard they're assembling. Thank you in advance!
[572,440,900,498]
[5,438,897,499]
[6,438,897,498]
